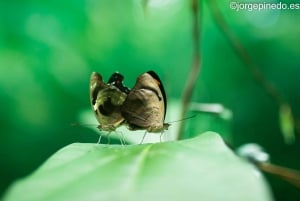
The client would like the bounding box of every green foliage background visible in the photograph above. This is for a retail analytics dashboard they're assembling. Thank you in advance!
[0,0,299,200]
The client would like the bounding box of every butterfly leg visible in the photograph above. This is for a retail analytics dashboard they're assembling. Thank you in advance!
[140,131,148,144]
[159,131,164,142]
[106,132,112,144]
[119,131,126,146]
[97,134,102,144]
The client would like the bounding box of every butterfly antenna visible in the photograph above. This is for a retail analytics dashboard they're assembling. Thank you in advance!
[70,122,98,128]
[166,115,197,124]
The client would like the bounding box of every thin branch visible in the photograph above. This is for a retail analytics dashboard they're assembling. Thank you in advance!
[177,0,202,140]
[207,0,300,139]
[258,163,300,189]
[207,0,286,105]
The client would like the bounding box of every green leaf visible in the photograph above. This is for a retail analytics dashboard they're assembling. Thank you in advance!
[3,132,273,201]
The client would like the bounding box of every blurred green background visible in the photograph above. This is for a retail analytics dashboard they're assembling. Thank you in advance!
[1,0,299,200]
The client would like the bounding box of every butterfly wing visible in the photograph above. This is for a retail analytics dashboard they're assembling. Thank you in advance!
[121,71,167,133]
[90,72,127,131]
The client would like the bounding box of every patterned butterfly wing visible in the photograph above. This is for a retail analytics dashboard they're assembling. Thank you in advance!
[121,71,168,133]
[89,72,128,131]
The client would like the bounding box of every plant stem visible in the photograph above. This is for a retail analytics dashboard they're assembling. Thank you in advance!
[207,0,285,105]
[177,0,202,140]
[207,0,298,141]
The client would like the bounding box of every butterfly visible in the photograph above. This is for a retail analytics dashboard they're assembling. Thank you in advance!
[121,71,169,133]
[89,72,129,131]
[90,70,169,143]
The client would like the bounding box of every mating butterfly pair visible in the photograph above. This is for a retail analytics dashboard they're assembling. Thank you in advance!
[89,71,169,134]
